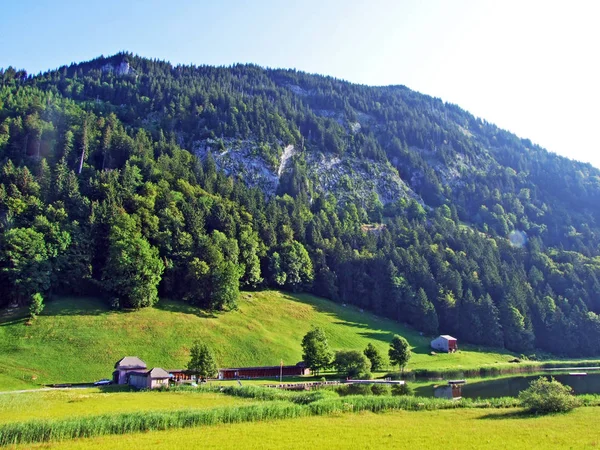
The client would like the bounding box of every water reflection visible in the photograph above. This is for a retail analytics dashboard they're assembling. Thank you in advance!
[432,372,600,399]
[434,384,463,399]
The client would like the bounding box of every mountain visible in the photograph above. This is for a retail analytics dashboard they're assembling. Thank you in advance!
[0,52,599,357]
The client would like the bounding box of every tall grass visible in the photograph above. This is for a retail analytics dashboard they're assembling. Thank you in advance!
[0,401,306,446]
[171,384,338,404]
[308,395,520,416]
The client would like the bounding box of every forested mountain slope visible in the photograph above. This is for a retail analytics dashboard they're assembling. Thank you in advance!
[1,52,599,357]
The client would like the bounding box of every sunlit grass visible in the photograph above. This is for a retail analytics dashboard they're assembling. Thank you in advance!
[0,290,519,389]
[17,407,600,450]
[0,388,254,423]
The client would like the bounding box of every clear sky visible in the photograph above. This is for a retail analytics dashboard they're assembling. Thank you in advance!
[1,0,599,168]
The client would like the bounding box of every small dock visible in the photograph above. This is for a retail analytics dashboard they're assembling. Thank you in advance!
[264,381,341,390]
[265,379,405,390]
[347,379,405,385]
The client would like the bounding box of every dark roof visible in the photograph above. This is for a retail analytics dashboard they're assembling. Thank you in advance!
[129,367,171,379]
[115,356,147,370]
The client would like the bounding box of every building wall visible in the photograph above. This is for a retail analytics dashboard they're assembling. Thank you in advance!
[114,369,143,384]
[150,378,169,389]
[431,338,449,352]
[219,366,308,379]
[128,374,150,389]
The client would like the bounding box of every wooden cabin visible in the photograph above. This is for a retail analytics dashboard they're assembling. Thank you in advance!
[431,335,458,353]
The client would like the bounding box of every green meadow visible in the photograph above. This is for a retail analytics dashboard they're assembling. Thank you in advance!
[0,290,516,389]
[12,407,600,450]
[0,388,254,423]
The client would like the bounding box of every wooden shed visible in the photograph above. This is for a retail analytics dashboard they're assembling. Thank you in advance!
[113,357,147,384]
[128,368,171,389]
[218,362,310,379]
[431,335,458,353]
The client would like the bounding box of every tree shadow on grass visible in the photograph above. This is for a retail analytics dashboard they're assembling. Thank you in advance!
[332,320,371,330]
[477,409,545,420]
[41,297,109,317]
[97,384,135,394]
[155,300,217,319]
[0,316,28,327]
[359,330,396,342]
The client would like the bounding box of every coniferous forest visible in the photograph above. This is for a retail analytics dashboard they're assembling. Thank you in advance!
[1,53,600,357]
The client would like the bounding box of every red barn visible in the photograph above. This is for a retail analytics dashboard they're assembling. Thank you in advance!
[218,362,310,379]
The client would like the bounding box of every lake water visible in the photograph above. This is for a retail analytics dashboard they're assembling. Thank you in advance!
[432,372,600,399]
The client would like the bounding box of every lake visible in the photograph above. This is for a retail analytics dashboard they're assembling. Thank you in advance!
[432,372,600,399]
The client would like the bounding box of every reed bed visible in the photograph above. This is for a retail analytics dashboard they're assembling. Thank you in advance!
[308,394,520,416]
[0,401,306,446]
[171,384,337,404]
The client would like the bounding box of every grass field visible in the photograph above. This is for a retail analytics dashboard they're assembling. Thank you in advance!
[15,407,600,449]
[0,388,254,423]
[0,290,517,389]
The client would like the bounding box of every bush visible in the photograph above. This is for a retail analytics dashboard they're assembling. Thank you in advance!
[29,293,44,318]
[392,383,413,397]
[518,377,580,413]
[371,384,391,396]
[336,384,372,397]
[333,350,371,378]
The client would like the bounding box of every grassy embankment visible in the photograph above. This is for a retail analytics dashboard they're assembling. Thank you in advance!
[0,290,518,389]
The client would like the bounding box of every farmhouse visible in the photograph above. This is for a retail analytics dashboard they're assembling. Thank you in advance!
[218,362,310,379]
[113,356,147,384]
[431,335,458,353]
[128,367,171,390]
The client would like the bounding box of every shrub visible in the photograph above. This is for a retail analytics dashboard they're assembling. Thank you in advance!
[371,384,391,396]
[392,383,413,397]
[333,350,371,379]
[29,293,44,318]
[518,377,580,413]
[336,384,372,397]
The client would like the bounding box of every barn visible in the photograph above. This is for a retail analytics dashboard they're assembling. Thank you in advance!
[431,335,458,353]
[218,362,310,379]
[113,357,147,384]
[128,368,171,389]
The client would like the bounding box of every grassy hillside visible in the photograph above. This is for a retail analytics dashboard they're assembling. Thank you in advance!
[0,291,515,389]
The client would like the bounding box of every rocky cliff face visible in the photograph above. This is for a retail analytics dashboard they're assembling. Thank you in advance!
[194,138,418,206]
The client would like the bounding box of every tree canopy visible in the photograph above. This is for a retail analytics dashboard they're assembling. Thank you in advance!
[301,327,333,375]
[1,53,600,357]
[389,335,411,372]
[187,341,218,380]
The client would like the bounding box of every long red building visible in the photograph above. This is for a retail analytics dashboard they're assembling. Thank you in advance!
[218,362,310,379]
